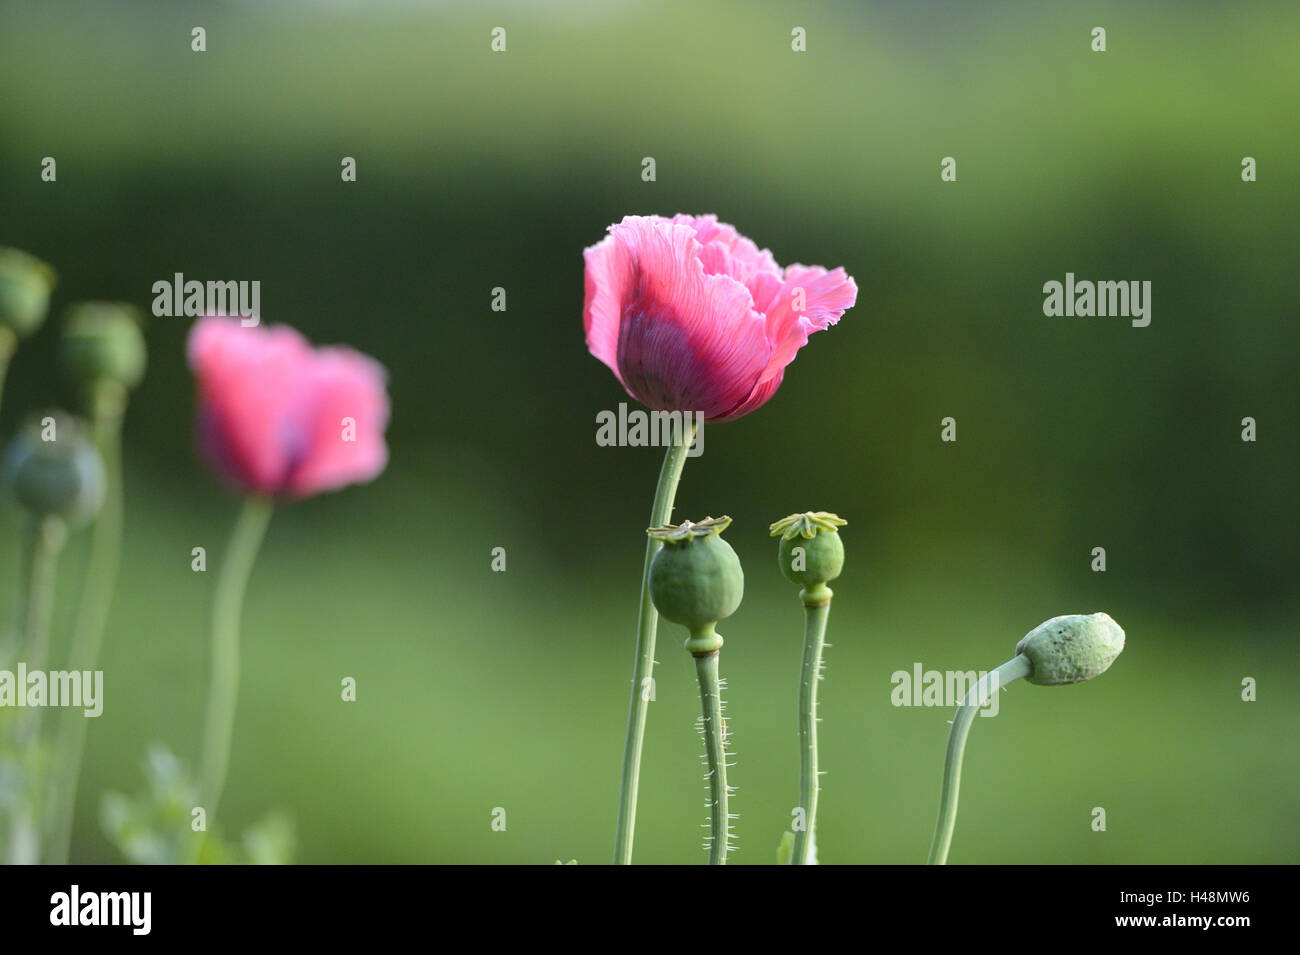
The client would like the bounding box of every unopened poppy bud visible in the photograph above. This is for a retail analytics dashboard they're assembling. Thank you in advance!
[648,516,743,655]
[770,511,846,598]
[1015,612,1125,685]
[2,413,105,522]
[0,248,57,342]
[61,303,147,406]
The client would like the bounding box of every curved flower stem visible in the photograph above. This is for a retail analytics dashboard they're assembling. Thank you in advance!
[0,326,15,419]
[18,516,66,675]
[197,495,273,826]
[614,422,696,865]
[47,404,124,863]
[693,650,729,864]
[926,653,1032,865]
[3,515,67,865]
[792,584,831,865]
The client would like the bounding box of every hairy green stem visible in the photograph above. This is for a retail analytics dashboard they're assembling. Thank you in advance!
[47,406,124,863]
[613,422,696,865]
[792,585,831,864]
[926,654,1032,864]
[694,650,729,864]
[197,495,273,825]
[3,515,67,865]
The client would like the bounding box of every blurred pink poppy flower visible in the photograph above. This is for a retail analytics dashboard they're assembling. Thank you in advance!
[584,214,857,421]
[187,316,389,498]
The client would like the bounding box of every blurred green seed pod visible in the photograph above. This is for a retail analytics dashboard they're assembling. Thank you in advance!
[769,511,846,590]
[1015,612,1125,686]
[0,247,58,341]
[648,516,744,654]
[2,412,105,523]
[60,302,147,410]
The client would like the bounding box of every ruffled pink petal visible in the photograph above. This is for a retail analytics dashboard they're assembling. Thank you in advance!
[747,270,785,317]
[672,213,782,298]
[284,346,390,498]
[582,231,634,383]
[755,265,858,385]
[188,316,315,493]
[714,367,785,422]
[609,218,773,419]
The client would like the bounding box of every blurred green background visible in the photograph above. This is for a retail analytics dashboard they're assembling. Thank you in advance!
[0,0,1296,863]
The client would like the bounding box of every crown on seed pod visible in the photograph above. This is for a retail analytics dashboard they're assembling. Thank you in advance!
[770,511,846,589]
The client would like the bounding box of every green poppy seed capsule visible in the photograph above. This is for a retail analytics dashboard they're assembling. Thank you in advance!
[648,516,744,655]
[1015,612,1125,686]
[60,303,147,402]
[2,413,105,523]
[0,247,57,341]
[770,511,846,598]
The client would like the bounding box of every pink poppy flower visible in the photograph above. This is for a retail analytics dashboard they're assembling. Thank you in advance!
[584,214,857,421]
[187,316,389,498]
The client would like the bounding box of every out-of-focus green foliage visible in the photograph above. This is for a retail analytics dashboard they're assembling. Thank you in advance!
[101,744,293,864]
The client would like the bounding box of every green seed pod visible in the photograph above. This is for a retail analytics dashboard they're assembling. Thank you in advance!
[60,302,147,399]
[648,516,743,655]
[0,247,57,340]
[2,412,105,523]
[1015,612,1125,686]
[770,511,846,593]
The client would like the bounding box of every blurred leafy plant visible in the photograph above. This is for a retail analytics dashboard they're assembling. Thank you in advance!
[0,707,52,863]
[101,744,293,865]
